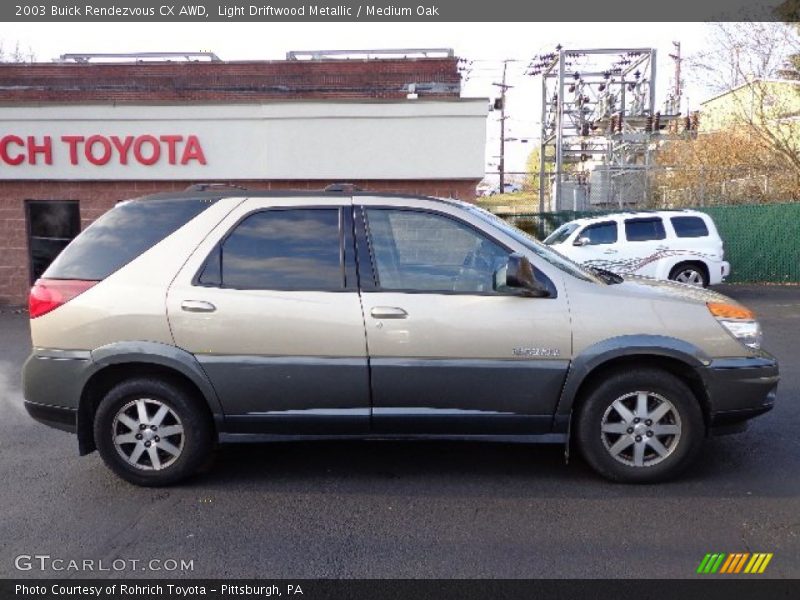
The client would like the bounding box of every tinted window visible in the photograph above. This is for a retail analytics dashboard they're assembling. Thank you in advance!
[580,221,618,245]
[210,209,342,290]
[26,200,81,283]
[44,198,216,280]
[624,218,666,242]
[671,216,709,238]
[366,209,508,293]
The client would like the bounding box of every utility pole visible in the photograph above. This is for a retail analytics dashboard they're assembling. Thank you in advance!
[669,41,682,113]
[493,60,512,194]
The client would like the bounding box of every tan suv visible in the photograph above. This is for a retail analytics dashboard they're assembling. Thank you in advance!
[23,191,779,486]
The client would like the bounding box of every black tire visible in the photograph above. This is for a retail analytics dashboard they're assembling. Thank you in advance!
[575,368,704,483]
[93,377,213,487]
[668,262,709,287]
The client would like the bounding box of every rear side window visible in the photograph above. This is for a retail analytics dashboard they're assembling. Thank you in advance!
[671,216,709,238]
[580,221,618,245]
[624,218,666,242]
[44,198,217,280]
[200,208,343,290]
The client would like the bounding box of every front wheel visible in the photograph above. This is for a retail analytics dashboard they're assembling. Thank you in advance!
[93,377,213,486]
[575,368,704,483]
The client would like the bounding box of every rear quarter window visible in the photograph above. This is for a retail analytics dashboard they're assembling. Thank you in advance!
[43,198,218,280]
[671,216,710,238]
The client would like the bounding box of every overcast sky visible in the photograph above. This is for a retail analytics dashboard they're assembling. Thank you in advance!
[6,21,714,178]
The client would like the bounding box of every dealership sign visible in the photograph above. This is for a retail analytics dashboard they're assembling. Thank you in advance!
[0,102,487,181]
[0,134,207,167]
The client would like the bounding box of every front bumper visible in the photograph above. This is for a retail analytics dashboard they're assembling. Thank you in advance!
[701,354,779,431]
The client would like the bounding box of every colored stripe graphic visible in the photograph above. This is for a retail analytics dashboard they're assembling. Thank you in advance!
[719,554,736,574]
[697,554,713,573]
[698,552,772,574]
[734,553,750,573]
[758,554,773,573]
[700,553,727,573]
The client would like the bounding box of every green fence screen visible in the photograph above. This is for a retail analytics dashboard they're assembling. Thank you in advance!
[500,202,800,283]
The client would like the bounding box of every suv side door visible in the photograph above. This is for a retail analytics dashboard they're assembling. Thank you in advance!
[166,196,370,434]
[569,220,621,268]
[355,197,571,435]
[616,216,669,277]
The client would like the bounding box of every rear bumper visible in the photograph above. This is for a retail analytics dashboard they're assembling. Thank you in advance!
[709,260,731,284]
[701,354,779,430]
[24,400,77,433]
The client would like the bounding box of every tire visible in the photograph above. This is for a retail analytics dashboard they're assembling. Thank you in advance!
[575,368,704,483]
[93,377,213,487]
[669,262,708,287]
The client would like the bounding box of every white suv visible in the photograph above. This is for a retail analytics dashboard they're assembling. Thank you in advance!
[544,210,730,287]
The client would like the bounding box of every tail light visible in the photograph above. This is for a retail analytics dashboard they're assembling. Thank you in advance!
[28,279,98,319]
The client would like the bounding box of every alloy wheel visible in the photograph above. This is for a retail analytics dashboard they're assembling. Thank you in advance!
[600,391,682,468]
[112,398,185,470]
[673,268,705,286]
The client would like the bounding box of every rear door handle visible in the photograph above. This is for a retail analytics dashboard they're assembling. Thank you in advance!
[370,306,408,319]
[181,300,216,313]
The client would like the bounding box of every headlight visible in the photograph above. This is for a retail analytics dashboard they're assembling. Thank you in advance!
[707,302,763,350]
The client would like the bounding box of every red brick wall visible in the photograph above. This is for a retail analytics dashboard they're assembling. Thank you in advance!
[0,58,461,103]
[0,179,477,306]
[0,57,473,306]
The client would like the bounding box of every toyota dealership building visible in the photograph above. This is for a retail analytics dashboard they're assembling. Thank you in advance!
[0,51,486,306]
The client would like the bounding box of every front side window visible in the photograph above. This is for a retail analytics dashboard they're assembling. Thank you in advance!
[365,209,508,293]
[579,221,618,245]
[624,217,666,242]
[671,216,709,238]
[201,208,343,290]
[543,223,579,245]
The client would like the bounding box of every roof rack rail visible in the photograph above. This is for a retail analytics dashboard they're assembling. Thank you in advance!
[185,183,248,192]
[324,183,362,193]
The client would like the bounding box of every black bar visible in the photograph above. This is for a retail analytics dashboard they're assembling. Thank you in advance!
[2,579,799,600]
[1,0,795,23]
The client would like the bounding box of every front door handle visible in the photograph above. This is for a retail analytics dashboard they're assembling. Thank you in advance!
[603,249,618,254]
[181,300,216,313]
[370,306,408,319]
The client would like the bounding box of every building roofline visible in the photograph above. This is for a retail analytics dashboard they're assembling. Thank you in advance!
[701,78,800,106]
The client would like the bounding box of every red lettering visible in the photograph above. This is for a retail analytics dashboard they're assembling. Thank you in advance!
[133,135,160,165]
[0,135,25,165]
[181,135,207,165]
[27,136,53,165]
[61,136,84,165]
[159,135,182,165]
[85,135,112,166]
[110,136,133,165]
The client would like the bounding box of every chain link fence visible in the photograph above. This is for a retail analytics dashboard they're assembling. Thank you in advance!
[547,166,800,212]
[502,202,800,284]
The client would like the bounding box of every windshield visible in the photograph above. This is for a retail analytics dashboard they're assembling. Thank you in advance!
[462,204,603,284]
[543,223,579,245]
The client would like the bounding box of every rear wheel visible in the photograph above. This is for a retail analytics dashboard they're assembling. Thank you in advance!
[575,368,704,483]
[669,262,708,287]
[94,377,213,486]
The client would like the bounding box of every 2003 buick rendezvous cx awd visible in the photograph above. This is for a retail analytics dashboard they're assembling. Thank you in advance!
[23,189,779,486]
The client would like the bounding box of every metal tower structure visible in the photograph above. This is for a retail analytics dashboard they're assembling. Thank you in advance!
[530,47,671,211]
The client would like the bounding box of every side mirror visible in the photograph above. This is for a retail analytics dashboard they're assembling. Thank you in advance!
[573,236,590,247]
[495,253,550,297]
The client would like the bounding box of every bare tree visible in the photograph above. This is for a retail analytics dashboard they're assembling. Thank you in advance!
[686,23,800,179]
[0,41,35,63]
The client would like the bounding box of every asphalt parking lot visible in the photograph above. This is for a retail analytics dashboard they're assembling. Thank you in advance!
[0,284,798,579]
